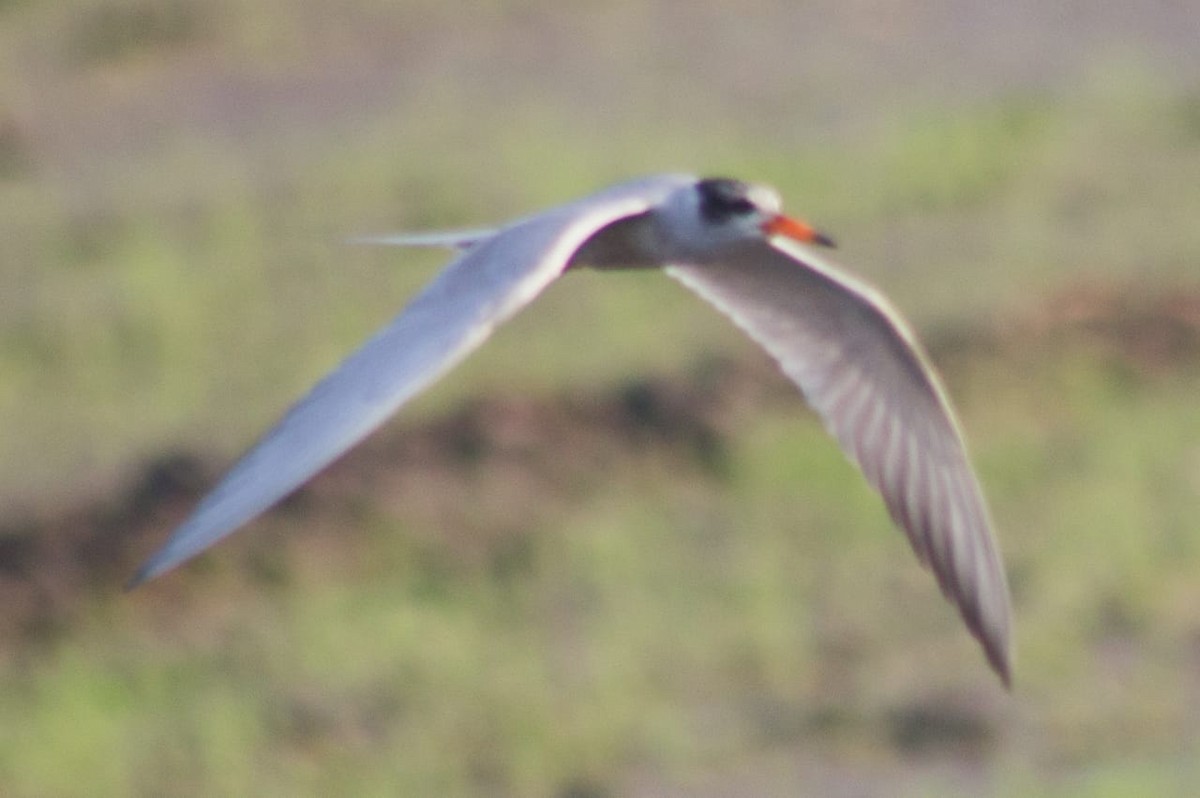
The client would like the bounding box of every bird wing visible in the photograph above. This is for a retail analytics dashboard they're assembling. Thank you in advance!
[665,239,1012,683]
[131,174,694,586]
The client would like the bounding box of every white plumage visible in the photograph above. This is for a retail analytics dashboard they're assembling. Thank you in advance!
[132,174,1012,684]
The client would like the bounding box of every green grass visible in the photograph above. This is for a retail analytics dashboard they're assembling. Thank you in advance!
[4,2,1200,795]
[5,345,1200,796]
[7,70,1199,510]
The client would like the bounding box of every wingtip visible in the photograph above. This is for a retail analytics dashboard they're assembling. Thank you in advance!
[124,561,157,592]
[126,546,180,591]
[968,603,1014,689]
[985,640,1014,690]
[924,552,1014,688]
[937,562,1013,688]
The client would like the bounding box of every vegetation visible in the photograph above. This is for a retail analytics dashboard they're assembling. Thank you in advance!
[2,2,1199,795]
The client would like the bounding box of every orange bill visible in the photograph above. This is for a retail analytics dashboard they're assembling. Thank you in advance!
[762,214,836,248]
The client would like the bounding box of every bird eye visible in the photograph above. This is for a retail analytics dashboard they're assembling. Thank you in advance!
[697,178,758,222]
[726,198,756,215]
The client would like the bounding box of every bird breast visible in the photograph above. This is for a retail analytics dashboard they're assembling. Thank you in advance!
[567,213,669,271]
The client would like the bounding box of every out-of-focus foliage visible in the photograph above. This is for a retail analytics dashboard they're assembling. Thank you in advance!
[2,1,1200,795]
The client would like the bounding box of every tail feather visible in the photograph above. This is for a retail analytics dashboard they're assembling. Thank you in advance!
[347,228,497,250]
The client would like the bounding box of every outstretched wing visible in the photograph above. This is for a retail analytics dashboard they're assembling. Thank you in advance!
[666,239,1012,684]
[131,175,693,586]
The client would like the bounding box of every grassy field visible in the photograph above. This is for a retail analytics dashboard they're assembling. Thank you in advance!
[3,1,1200,795]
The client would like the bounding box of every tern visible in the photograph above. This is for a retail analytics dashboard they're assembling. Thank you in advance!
[131,174,1012,684]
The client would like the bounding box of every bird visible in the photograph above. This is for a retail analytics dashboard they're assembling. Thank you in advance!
[130,174,1013,684]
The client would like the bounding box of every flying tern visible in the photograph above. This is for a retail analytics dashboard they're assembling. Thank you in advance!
[131,174,1012,684]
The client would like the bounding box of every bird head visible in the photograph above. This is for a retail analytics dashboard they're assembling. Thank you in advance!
[659,177,835,255]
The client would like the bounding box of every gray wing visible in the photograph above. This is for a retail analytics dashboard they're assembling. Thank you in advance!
[666,240,1012,684]
[131,175,693,586]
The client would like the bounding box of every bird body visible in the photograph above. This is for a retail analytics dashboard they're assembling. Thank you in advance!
[132,175,1013,684]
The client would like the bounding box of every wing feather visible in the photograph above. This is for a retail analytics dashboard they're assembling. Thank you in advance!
[131,175,692,586]
[666,239,1012,683]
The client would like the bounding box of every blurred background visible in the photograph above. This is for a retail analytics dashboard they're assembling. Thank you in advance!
[3,1,1200,795]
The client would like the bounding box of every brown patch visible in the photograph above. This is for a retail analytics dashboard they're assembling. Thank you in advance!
[886,693,997,758]
[9,281,1200,648]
